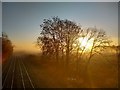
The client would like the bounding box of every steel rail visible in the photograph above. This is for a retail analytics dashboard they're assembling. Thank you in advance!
[20,57,35,89]
[18,57,25,90]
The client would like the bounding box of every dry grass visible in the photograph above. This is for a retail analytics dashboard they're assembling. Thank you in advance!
[22,51,118,88]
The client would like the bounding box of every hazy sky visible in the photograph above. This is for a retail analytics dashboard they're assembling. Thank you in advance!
[2,2,118,52]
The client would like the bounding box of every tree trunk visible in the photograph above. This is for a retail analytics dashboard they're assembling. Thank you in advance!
[61,48,64,62]
[55,48,59,63]
[66,45,70,67]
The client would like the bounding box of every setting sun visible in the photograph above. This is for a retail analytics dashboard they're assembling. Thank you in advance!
[78,37,94,51]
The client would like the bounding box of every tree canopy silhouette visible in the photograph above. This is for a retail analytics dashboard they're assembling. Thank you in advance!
[37,17,82,65]
[37,17,112,69]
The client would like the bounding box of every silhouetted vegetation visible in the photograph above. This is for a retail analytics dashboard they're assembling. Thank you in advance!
[35,17,119,88]
[37,17,82,66]
[2,32,13,62]
[37,17,112,68]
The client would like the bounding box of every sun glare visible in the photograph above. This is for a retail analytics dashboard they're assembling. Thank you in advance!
[79,37,94,51]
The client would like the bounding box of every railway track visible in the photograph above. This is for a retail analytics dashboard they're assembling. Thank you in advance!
[2,55,35,89]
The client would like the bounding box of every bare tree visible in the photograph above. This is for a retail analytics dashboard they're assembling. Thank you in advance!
[75,27,111,68]
[87,28,111,68]
[37,17,62,62]
[37,17,82,66]
[61,19,82,66]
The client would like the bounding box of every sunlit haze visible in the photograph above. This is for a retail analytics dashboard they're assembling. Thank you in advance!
[79,37,94,51]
